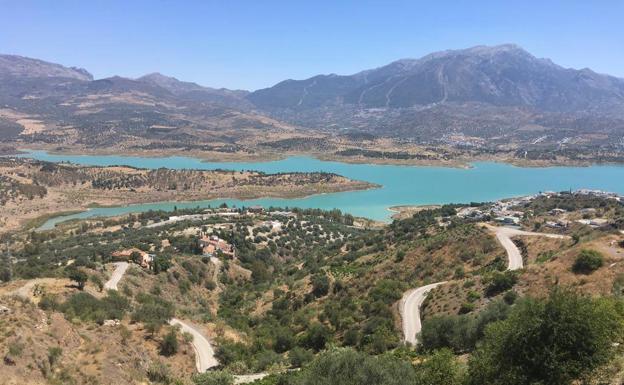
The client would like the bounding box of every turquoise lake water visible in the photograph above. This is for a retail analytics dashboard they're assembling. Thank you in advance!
[18,150,624,229]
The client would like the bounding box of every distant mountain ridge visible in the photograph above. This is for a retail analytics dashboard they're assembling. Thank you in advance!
[248,44,624,112]
[137,72,252,109]
[1,46,624,151]
[0,54,281,146]
[0,54,93,81]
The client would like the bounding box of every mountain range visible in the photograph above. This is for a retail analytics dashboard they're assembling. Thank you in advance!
[1,44,623,151]
[250,44,624,112]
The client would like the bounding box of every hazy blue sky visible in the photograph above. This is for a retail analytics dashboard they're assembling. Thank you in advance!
[1,1,622,90]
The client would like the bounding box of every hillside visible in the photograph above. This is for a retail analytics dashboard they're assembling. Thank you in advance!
[1,191,624,384]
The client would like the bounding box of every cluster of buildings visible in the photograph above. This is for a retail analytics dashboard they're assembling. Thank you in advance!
[199,234,235,258]
[456,189,623,228]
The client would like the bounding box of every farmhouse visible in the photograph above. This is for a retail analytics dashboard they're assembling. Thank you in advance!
[111,248,154,268]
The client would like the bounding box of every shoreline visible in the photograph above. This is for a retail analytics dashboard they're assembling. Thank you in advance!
[29,183,381,231]
[387,205,442,220]
[12,143,624,169]
[31,182,380,232]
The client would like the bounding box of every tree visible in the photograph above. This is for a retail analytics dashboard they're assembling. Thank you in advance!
[467,289,623,385]
[414,348,464,385]
[300,323,330,351]
[130,251,143,265]
[572,249,604,274]
[311,274,330,297]
[152,255,172,274]
[160,329,179,356]
[68,268,88,290]
[484,271,517,297]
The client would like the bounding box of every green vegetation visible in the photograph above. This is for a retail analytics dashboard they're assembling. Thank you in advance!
[294,348,430,385]
[420,300,510,353]
[160,329,179,356]
[572,249,604,274]
[467,289,624,385]
[67,268,88,290]
[192,371,234,385]
[484,271,518,297]
[40,291,129,324]
[131,294,175,334]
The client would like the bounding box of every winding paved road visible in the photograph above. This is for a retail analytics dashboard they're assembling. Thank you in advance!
[169,318,219,372]
[103,262,129,290]
[400,281,447,345]
[399,225,570,346]
[101,261,221,373]
[486,225,569,271]
[101,257,271,378]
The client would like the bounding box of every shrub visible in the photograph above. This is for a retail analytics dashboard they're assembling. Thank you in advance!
[192,370,234,385]
[484,271,517,297]
[7,340,24,357]
[420,315,474,353]
[160,329,179,356]
[466,291,480,302]
[503,290,518,305]
[147,360,173,384]
[90,275,104,291]
[47,346,62,367]
[299,323,330,351]
[572,249,604,274]
[289,347,314,367]
[273,329,295,353]
[60,291,129,324]
[468,289,624,385]
[459,302,475,314]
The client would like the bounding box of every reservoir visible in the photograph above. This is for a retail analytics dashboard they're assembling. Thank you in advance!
[19,150,624,229]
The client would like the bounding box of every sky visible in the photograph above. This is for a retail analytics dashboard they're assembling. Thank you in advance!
[0,0,623,91]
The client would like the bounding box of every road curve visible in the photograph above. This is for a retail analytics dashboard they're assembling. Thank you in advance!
[169,318,219,372]
[102,259,276,378]
[400,281,447,345]
[486,225,569,271]
[104,262,129,291]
